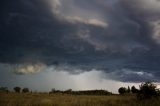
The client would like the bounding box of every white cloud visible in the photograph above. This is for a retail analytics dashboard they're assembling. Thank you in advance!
[15,63,47,74]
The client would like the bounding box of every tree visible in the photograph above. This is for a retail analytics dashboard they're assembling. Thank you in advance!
[118,87,127,94]
[137,82,158,99]
[64,89,72,94]
[14,87,21,93]
[49,88,56,94]
[0,87,9,93]
[22,88,29,93]
[127,86,131,93]
[131,86,139,93]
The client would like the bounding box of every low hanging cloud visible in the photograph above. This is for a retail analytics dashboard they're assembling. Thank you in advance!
[11,62,158,82]
[0,64,142,93]
[14,63,47,75]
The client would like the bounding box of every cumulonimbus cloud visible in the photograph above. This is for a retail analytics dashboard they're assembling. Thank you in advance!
[1,0,160,82]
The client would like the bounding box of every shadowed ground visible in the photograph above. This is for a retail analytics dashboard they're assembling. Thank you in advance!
[0,93,160,106]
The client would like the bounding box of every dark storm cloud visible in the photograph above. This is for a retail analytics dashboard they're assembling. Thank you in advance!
[0,0,160,82]
[0,0,79,64]
[118,0,160,80]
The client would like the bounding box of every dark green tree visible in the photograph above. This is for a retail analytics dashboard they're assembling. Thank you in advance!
[22,88,29,93]
[64,89,72,94]
[131,86,139,93]
[118,87,127,94]
[14,87,21,93]
[138,82,159,99]
[49,88,56,94]
[127,86,131,93]
[0,87,9,93]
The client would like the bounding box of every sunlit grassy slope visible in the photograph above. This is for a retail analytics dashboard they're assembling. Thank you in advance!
[0,93,160,106]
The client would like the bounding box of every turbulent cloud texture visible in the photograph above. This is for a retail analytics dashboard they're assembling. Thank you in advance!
[14,63,47,74]
[0,0,160,82]
[49,0,108,27]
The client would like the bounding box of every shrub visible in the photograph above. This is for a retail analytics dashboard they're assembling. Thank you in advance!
[0,87,9,93]
[137,82,159,100]
[14,87,21,93]
[118,87,127,94]
[127,86,131,93]
[131,86,139,94]
[22,88,29,93]
[64,89,72,94]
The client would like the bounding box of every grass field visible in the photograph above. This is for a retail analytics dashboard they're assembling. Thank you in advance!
[0,93,160,106]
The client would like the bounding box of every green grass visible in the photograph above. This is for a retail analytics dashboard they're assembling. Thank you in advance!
[0,93,160,106]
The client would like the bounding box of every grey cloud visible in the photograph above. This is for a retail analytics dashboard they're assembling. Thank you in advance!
[49,0,108,27]
[121,0,160,45]
[105,68,157,82]
[0,0,160,82]
[0,63,141,93]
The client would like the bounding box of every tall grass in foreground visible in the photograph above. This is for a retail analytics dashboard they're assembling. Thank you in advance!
[0,93,160,106]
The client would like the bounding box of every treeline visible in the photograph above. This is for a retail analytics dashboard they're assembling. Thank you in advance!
[118,82,160,100]
[118,86,139,94]
[49,89,112,95]
[1,82,160,99]
[0,87,112,96]
[0,87,30,93]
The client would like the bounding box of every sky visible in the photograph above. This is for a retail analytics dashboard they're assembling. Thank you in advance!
[0,0,160,93]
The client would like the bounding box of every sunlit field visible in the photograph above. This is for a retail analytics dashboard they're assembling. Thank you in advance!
[0,93,160,106]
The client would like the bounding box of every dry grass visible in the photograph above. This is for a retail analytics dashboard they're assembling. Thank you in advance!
[0,93,160,106]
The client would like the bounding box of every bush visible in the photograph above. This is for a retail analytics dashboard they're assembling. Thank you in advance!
[137,82,159,100]
[131,86,139,94]
[14,87,21,93]
[118,87,127,94]
[0,87,9,93]
[64,89,72,94]
[127,86,131,93]
[22,88,29,93]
